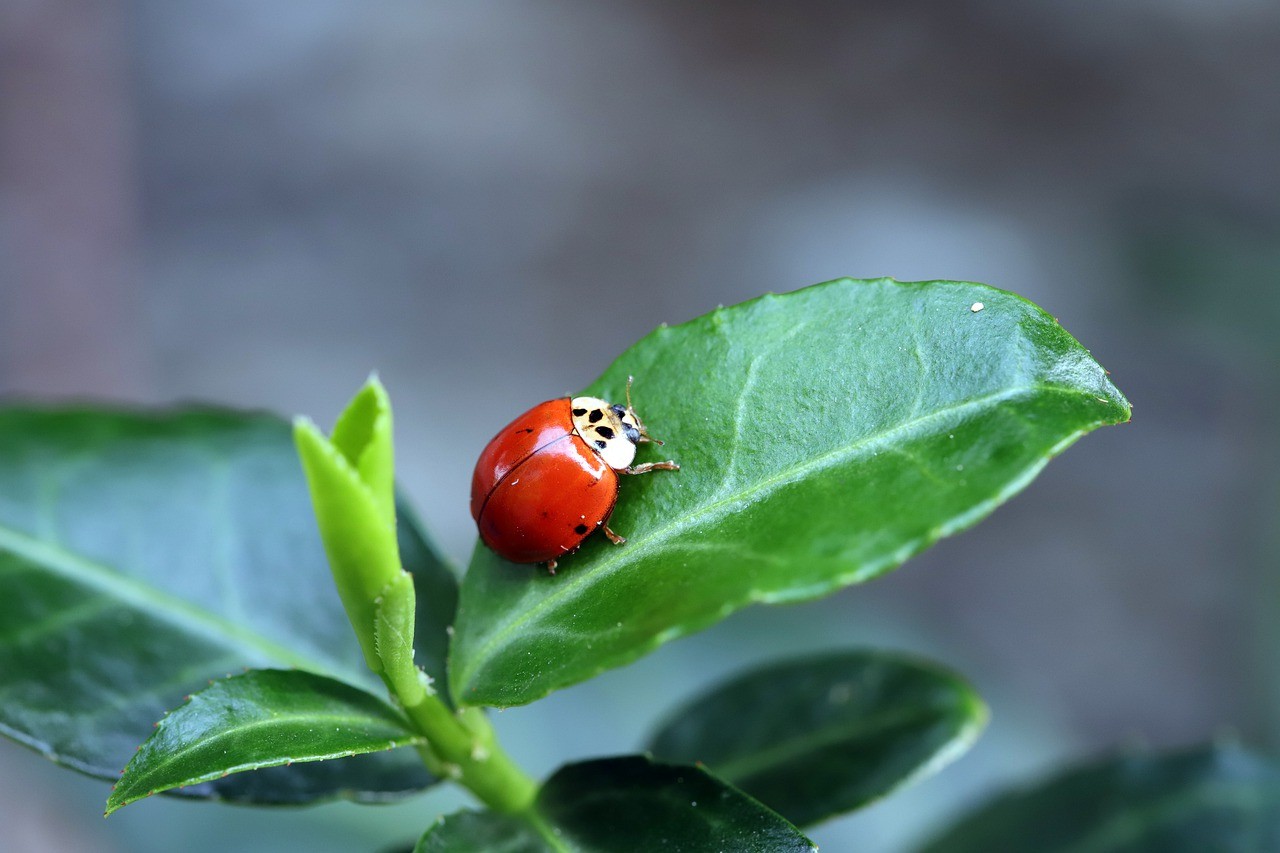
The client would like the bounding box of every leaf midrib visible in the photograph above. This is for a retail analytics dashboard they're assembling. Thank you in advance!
[110,701,419,809]
[114,707,420,803]
[707,704,953,784]
[0,524,365,688]
[1060,779,1280,853]
[456,382,1092,693]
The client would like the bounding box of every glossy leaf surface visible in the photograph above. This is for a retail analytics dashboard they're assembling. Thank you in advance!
[648,650,986,827]
[416,812,544,853]
[918,743,1280,852]
[107,669,424,814]
[0,407,454,802]
[451,278,1130,706]
[415,756,815,852]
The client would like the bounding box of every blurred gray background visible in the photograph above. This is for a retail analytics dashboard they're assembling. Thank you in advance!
[2,2,1278,851]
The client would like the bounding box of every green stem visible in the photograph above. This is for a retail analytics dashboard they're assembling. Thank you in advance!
[398,688,537,812]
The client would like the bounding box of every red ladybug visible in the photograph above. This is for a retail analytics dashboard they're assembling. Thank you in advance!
[471,378,679,572]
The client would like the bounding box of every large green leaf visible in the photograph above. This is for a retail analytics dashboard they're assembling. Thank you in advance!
[918,743,1280,852]
[450,278,1130,706]
[647,650,986,827]
[106,669,424,814]
[416,812,544,853]
[0,407,455,802]
[415,756,816,852]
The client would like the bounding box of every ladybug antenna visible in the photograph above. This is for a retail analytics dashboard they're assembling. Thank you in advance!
[625,376,665,445]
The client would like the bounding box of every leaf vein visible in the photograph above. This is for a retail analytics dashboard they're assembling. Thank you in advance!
[0,527,360,685]
[458,383,1085,691]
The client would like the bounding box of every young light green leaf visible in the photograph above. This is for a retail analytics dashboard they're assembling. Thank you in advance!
[376,571,428,707]
[330,376,397,527]
[294,376,408,675]
[647,650,987,827]
[450,278,1131,707]
[106,669,424,814]
[415,756,816,852]
[0,407,454,803]
[917,742,1280,852]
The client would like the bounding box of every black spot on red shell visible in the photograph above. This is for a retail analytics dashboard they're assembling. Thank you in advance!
[574,524,589,535]
[572,408,587,416]
[596,426,614,439]
[589,409,604,423]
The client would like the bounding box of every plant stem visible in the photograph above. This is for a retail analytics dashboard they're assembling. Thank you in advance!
[398,688,537,812]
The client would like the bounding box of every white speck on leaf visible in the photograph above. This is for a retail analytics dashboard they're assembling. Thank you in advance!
[970,302,984,312]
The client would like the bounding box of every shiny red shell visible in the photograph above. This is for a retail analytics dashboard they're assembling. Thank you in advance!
[471,398,619,564]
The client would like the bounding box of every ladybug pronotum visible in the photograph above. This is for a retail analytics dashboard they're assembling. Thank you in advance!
[470,377,679,572]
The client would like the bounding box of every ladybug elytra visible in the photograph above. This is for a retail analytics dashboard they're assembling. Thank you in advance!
[470,377,678,572]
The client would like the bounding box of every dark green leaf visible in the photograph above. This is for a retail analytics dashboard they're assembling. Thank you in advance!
[451,278,1130,706]
[106,669,424,814]
[918,742,1280,852]
[415,811,545,853]
[648,650,986,827]
[415,756,815,852]
[398,496,459,703]
[0,407,455,802]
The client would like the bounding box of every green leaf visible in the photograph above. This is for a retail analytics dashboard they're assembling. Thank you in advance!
[415,756,816,852]
[415,811,544,853]
[295,377,408,676]
[376,572,429,707]
[330,376,397,527]
[0,406,455,802]
[917,742,1280,852]
[397,496,459,703]
[106,669,424,814]
[647,650,987,827]
[450,278,1130,706]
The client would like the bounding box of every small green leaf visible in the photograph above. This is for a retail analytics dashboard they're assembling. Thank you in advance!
[415,811,544,853]
[917,742,1280,852]
[415,756,816,852]
[106,669,424,814]
[330,376,397,527]
[376,571,428,707]
[295,378,407,675]
[0,406,454,802]
[647,650,986,827]
[451,278,1130,707]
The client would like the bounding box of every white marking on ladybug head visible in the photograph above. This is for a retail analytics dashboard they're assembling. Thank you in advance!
[570,395,636,470]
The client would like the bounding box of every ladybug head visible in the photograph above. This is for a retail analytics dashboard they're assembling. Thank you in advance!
[612,376,663,446]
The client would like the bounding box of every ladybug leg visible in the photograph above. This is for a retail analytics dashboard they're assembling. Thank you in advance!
[602,521,626,546]
[621,460,680,475]
[544,559,557,574]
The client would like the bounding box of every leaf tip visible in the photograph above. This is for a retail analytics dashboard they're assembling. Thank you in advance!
[362,371,388,397]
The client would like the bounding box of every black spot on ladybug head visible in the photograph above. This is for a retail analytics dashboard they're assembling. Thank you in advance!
[611,403,628,418]
[574,523,589,535]
[595,439,607,450]
[596,426,614,440]
[572,408,587,417]
[589,409,603,423]
[622,424,640,444]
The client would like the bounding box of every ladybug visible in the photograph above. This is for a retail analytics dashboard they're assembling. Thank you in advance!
[471,377,679,572]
